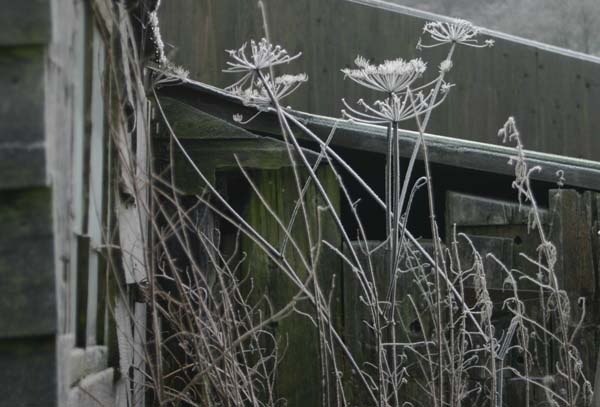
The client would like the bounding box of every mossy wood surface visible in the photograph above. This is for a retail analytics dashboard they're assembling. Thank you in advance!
[241,165,342,407]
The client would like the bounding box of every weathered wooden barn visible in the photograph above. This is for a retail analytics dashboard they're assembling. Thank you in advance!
[2,0,600,406]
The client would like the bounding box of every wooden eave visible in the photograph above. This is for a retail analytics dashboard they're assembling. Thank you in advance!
[156,75,600,191]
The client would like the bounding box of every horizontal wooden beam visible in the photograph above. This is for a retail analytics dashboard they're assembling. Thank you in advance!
[157,77,600,191]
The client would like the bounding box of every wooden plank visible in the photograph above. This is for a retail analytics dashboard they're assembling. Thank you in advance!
[240,165,340,407]
[342,240,437,406]
[132,303,146,407]
[158,0,600,160]
[68,346,109,386]
[0,336,56,407]
[0,48,46,144]
[0,188,55,338]
[548,189,597,384]
[67,368,115,407]
[159,81,600,191]
[85,25,107,347]
[548,189,595,296]
[0,47,47,189]
[157,96,259,140]
[446,191,547,289]
[0,0,50,46]
[169,137,321,195]
[446,191,548,228]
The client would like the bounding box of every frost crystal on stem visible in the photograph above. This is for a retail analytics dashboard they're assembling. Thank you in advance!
[229,73,308,111]
[224,38,301,72]
[341,56,427,94]
[341,83,451,124]
[418,18,495,49]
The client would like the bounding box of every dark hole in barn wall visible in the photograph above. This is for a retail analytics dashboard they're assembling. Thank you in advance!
[335,145,556,241]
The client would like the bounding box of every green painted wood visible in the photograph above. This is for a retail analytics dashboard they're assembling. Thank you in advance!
[240,165,341,407]
[0,0,50,46]
[158,0,600,161]
[0,188,55,338]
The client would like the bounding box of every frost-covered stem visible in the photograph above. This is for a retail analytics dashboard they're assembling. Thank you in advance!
[396,43,456,225]
[284,112,487,341]
[450,225,468,407]
[410,89,446,407]
[509,121,575,406]
[389,120,402,407]
[257,70,386,405]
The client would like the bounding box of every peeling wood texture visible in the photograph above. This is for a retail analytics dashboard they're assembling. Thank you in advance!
[158,0,600,161]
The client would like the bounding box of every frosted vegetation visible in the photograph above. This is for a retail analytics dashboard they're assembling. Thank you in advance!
[146,13,593,407]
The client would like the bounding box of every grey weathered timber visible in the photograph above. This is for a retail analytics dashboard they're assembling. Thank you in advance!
[0,0,50,46]
[445,191,547,291]
[548,189,599,383]
[158,0,600,160]
[68,346,109,386]
[0,188,55,338]
[158,79,600,191]
[157,97,259,140]
[0,47,47,189]
[342,240,436,406]
[548,189,597,297]
[154,100,323,194]
[170,138,321,191]
[85,25,107,347]
[67,369,116,407]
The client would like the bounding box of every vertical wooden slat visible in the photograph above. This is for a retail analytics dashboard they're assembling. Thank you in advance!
[241,165,340,407]
[132,302,147,407]
[549,189,597,383]
[86,24,107,347]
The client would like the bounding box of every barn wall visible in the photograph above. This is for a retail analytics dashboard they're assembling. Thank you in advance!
[0,0,132,405]
[0,0,57,405]
[158,0,600,161]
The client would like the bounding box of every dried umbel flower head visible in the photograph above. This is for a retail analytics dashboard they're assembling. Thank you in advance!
[418,18,495,49]
[230,73,308,111]
[341,82,451,125]
[224,38,301,73]
[341,56,427,94]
